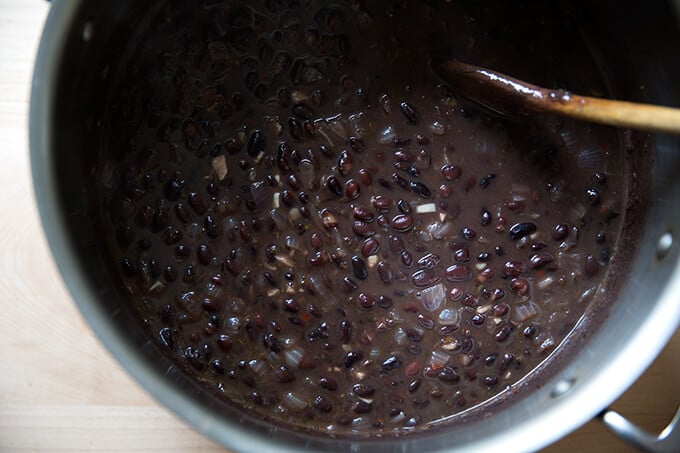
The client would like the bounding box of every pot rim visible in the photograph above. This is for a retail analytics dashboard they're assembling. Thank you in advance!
[30,1,680,452]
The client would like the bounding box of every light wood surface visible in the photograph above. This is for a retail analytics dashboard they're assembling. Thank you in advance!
[0,1,677,451]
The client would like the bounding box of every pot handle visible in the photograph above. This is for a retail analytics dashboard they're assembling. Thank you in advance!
[599,406,680,452]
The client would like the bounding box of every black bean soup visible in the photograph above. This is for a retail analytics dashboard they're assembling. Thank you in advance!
[95,0,628,438]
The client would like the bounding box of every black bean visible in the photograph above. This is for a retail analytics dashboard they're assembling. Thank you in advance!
[319,376,338,391]
[288,117,304,141]
[377,261,394,284]
[151,209,169,233]
[445,264,471,281]
[401,251,414,267]
[441,164,461,180]
[121,258,136,277]
[523,326,537,338]
[389,173,409,192]
[531,242,547,251]
[394,149,414,162]
[188,192,209,216]
[279,189,293,208]
[313,395,333,412]
[392,214,414,232]
[399,101,419,124]
[338,149,353,176]
[343,351,363,368]
[197,244,212,265]
[378,295,393,308]
[480,208,491,226]
[460,227,476,240]
[462,293,479,307]
[411,269,440,287]
[484,376,498,387]
[471,313,486,326]
[388,234,405,253]
[408,379,422,393]
[438,367,460,384]
[585,254,599,276]
[282,298,300,313]
[462,336,475,352]
[205,214,221,238]
[361,237,380,257]
[351,221,374,238]
[292,103,314,120]
[586,188,601,206]
[263,333,282,353]
[352,383,375,397]
[453,247,470,262]
[480,173,496,188]
[477,252,491,262]
[276,142,292,172]
[247,130,264,156]
[349,137,366,152]
[499,353,515,373]
[342,277,358,292]
[508,222,537,241]
[164,265,177,282]
[373,195,392,212]
[484,353,497,366]
[397,199,412,215]
[351,256,368,280]
[494,324,513,342]
[510,278,529,295]
[275,366,295,383]
[382,355,402,371]
[409,181,432,199]
[529,252,554,269]
[417,253,440,270]
[353,401,373,414]
[175,244,190,259]
[353,206,374,222]
[340,320,352,344]
[263,271,277,287]
[600,246,610,262]
[164,174,185,201]
[327,176,343,197]
[358,292,376,309]
[417,313,435,329]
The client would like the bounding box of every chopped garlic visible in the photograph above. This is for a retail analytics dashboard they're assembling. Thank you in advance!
[538,276,555,289]
[211,155,228,180]
[415,203,437,214]
[367,255,379,268]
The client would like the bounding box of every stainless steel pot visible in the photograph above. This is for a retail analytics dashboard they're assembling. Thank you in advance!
[30,1,680,451]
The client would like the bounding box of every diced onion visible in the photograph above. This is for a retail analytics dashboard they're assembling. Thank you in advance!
[415,203,437,214]
[421,283,445,311]
[282,392,307,411]
[395,327,407,346]
[285,347,304,368]
[513,302,540,323]
[430,350,450,369]
[249,359,268,376]
[438,308,460,325]
[378,126,396,144]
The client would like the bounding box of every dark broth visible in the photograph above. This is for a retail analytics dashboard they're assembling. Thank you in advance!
[94,0,627,437]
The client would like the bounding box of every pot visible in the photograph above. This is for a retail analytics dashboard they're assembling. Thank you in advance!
[30,1,680,451]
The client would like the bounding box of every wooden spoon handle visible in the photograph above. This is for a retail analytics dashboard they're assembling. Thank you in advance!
[435,59,680,135]
[537,95,680,135]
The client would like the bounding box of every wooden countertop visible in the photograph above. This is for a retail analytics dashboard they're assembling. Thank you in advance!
[0,1,677,451]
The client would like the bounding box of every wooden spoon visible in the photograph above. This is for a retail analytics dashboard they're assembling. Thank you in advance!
[432,59,680,135]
